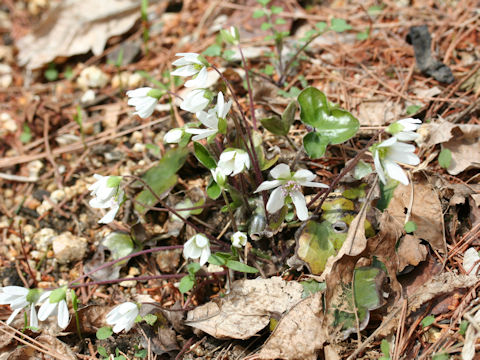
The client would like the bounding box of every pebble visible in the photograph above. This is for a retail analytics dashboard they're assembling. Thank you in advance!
[0,64,12,88]
[119,267,140,287]
[52,232,87,264]
[32,228,57,252]
[81,89,96,103]
[77,66,109,90]
[111,72,143,89]
[27,160,44,179]
[0,112,16,135]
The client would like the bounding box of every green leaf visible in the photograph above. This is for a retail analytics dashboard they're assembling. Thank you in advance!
[300,280,326,298]
[257,0,270,5]
[303,132,328,159]
[353,266,384,317]
[44,63,58,81]
[459,320,469,335]
[260,116,286,136]
[134,349,147,359]
[367,4,384,16]
[223,49,235,61]
[208,253,227,266]
[270,5,283,14]
[275,18,286,25]
[315,22,327,32]
[404,221,417,234]
[143,314,157,326]
[354,160,373,179]
[356,29,369,40]
[178,275,195,293]
[431,354,449,360]
[187,262,201,275]
[203,44,222,57]
[261,22,272,31]
[96,326,113,340]
[49,287,66,303]
[225,260,259,273]
[298,87,359,155]
[193,142,217,169]
[421,315,435,328]
[330,18,352,33]
[406,104,422,115]
[97,346,109,357]
[380,339,390,358]
[252,9,265,18]
[263,64,274,75]
[134,147,188,214]
[106,176,122,188]
[71,289,78,311]
[207,178,221,199]
[103,232,135,260]
[26,289,41,304]
[438,148,452,169]
[20,124,32,144]
[377,179,398,211]
[63,66,74,80]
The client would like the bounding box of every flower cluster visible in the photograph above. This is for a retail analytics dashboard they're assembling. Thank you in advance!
[88,174,124,224]
[0,286,69,330]
[371,118,421,185]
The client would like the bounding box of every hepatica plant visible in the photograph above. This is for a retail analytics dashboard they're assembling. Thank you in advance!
[2,19,423,338]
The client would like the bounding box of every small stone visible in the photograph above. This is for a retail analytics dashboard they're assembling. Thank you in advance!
[77,66,109,90]
[0,64,12,88]
[27,160,43,179]
[32,228,57,252]
[81,89,96,103]
[132,143,145,152]
[119,267,140,287]
[52,232,87,264]
[0,112,16,135]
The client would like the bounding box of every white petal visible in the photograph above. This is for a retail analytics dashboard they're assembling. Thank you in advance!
[191,129,218,141]
[290,190,308,221]
[394,132,419,142]
[185,67,208,88]
[254,180,282,193]
[216,92,225,118]
[126,87,152,97]
[194,234,209,248]
[2,286,29,296]
[38,301,57,321]
[298,181,329,188]
[266,187,286,214]
[378,137,397,148]
[6,308,22,325]
[57,300,69,329]
[270,163,291,179]
[183,238,202,260]
[199,246,211,266]
[30,305,38,329]
[10,297,29,310]
[384,160,409,185]
[293,169,316,182]
[89,197,111,209]
[98,206,119,224]
[171,65,198,77]
[164,129,183,143]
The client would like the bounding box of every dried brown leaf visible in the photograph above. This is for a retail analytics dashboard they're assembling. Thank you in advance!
[185,277,303,339]
[259,292,326,360]
[17,0,143,69]
[397,235,428,272]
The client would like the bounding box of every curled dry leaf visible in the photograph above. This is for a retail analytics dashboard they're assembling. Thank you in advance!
[185,277,303,339]
[418,120,480,175]
[397,234,428,272]
[387,175,446,254]
[17,0,144,70]
[259,291,326,360]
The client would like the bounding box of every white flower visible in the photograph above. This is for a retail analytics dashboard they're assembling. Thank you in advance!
[171,53,209,88]
[254,163,328,221]
[218,149,250,176]
[106,302,139,333]
[183,234,211,266]
[0,286,40,328]
[38,289,69,329]
[88,174,124,224]
[126,87,158,118]
[185,92,231,140]
[180,89,209,113]
[231,231,247,248]
[372,137,420,185]
[211,167,226,187]
[387,118,422,141]
[164,128,184,144]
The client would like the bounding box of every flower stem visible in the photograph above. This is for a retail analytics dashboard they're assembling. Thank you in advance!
[237,44,257,130]
[221,189,238,232]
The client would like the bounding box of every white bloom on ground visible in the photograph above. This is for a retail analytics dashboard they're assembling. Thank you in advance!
[185,92,231,140]
[211,167,226,187]
[218,148,250,176]
[231,231,247,248]
[106,302,139,333]
[183,234,211,266]
[372,137,420,185]
[38,289,69,329]
[171,53,209,88]
[387,118,422,142]
[180,89,209,113]
[0,286,40,328]
[126,87,158,118]
[88,174,124,224]
[254,163,328,221]
[164,128,184,144]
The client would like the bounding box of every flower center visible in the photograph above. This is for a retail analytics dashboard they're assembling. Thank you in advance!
[281,180,300,196]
